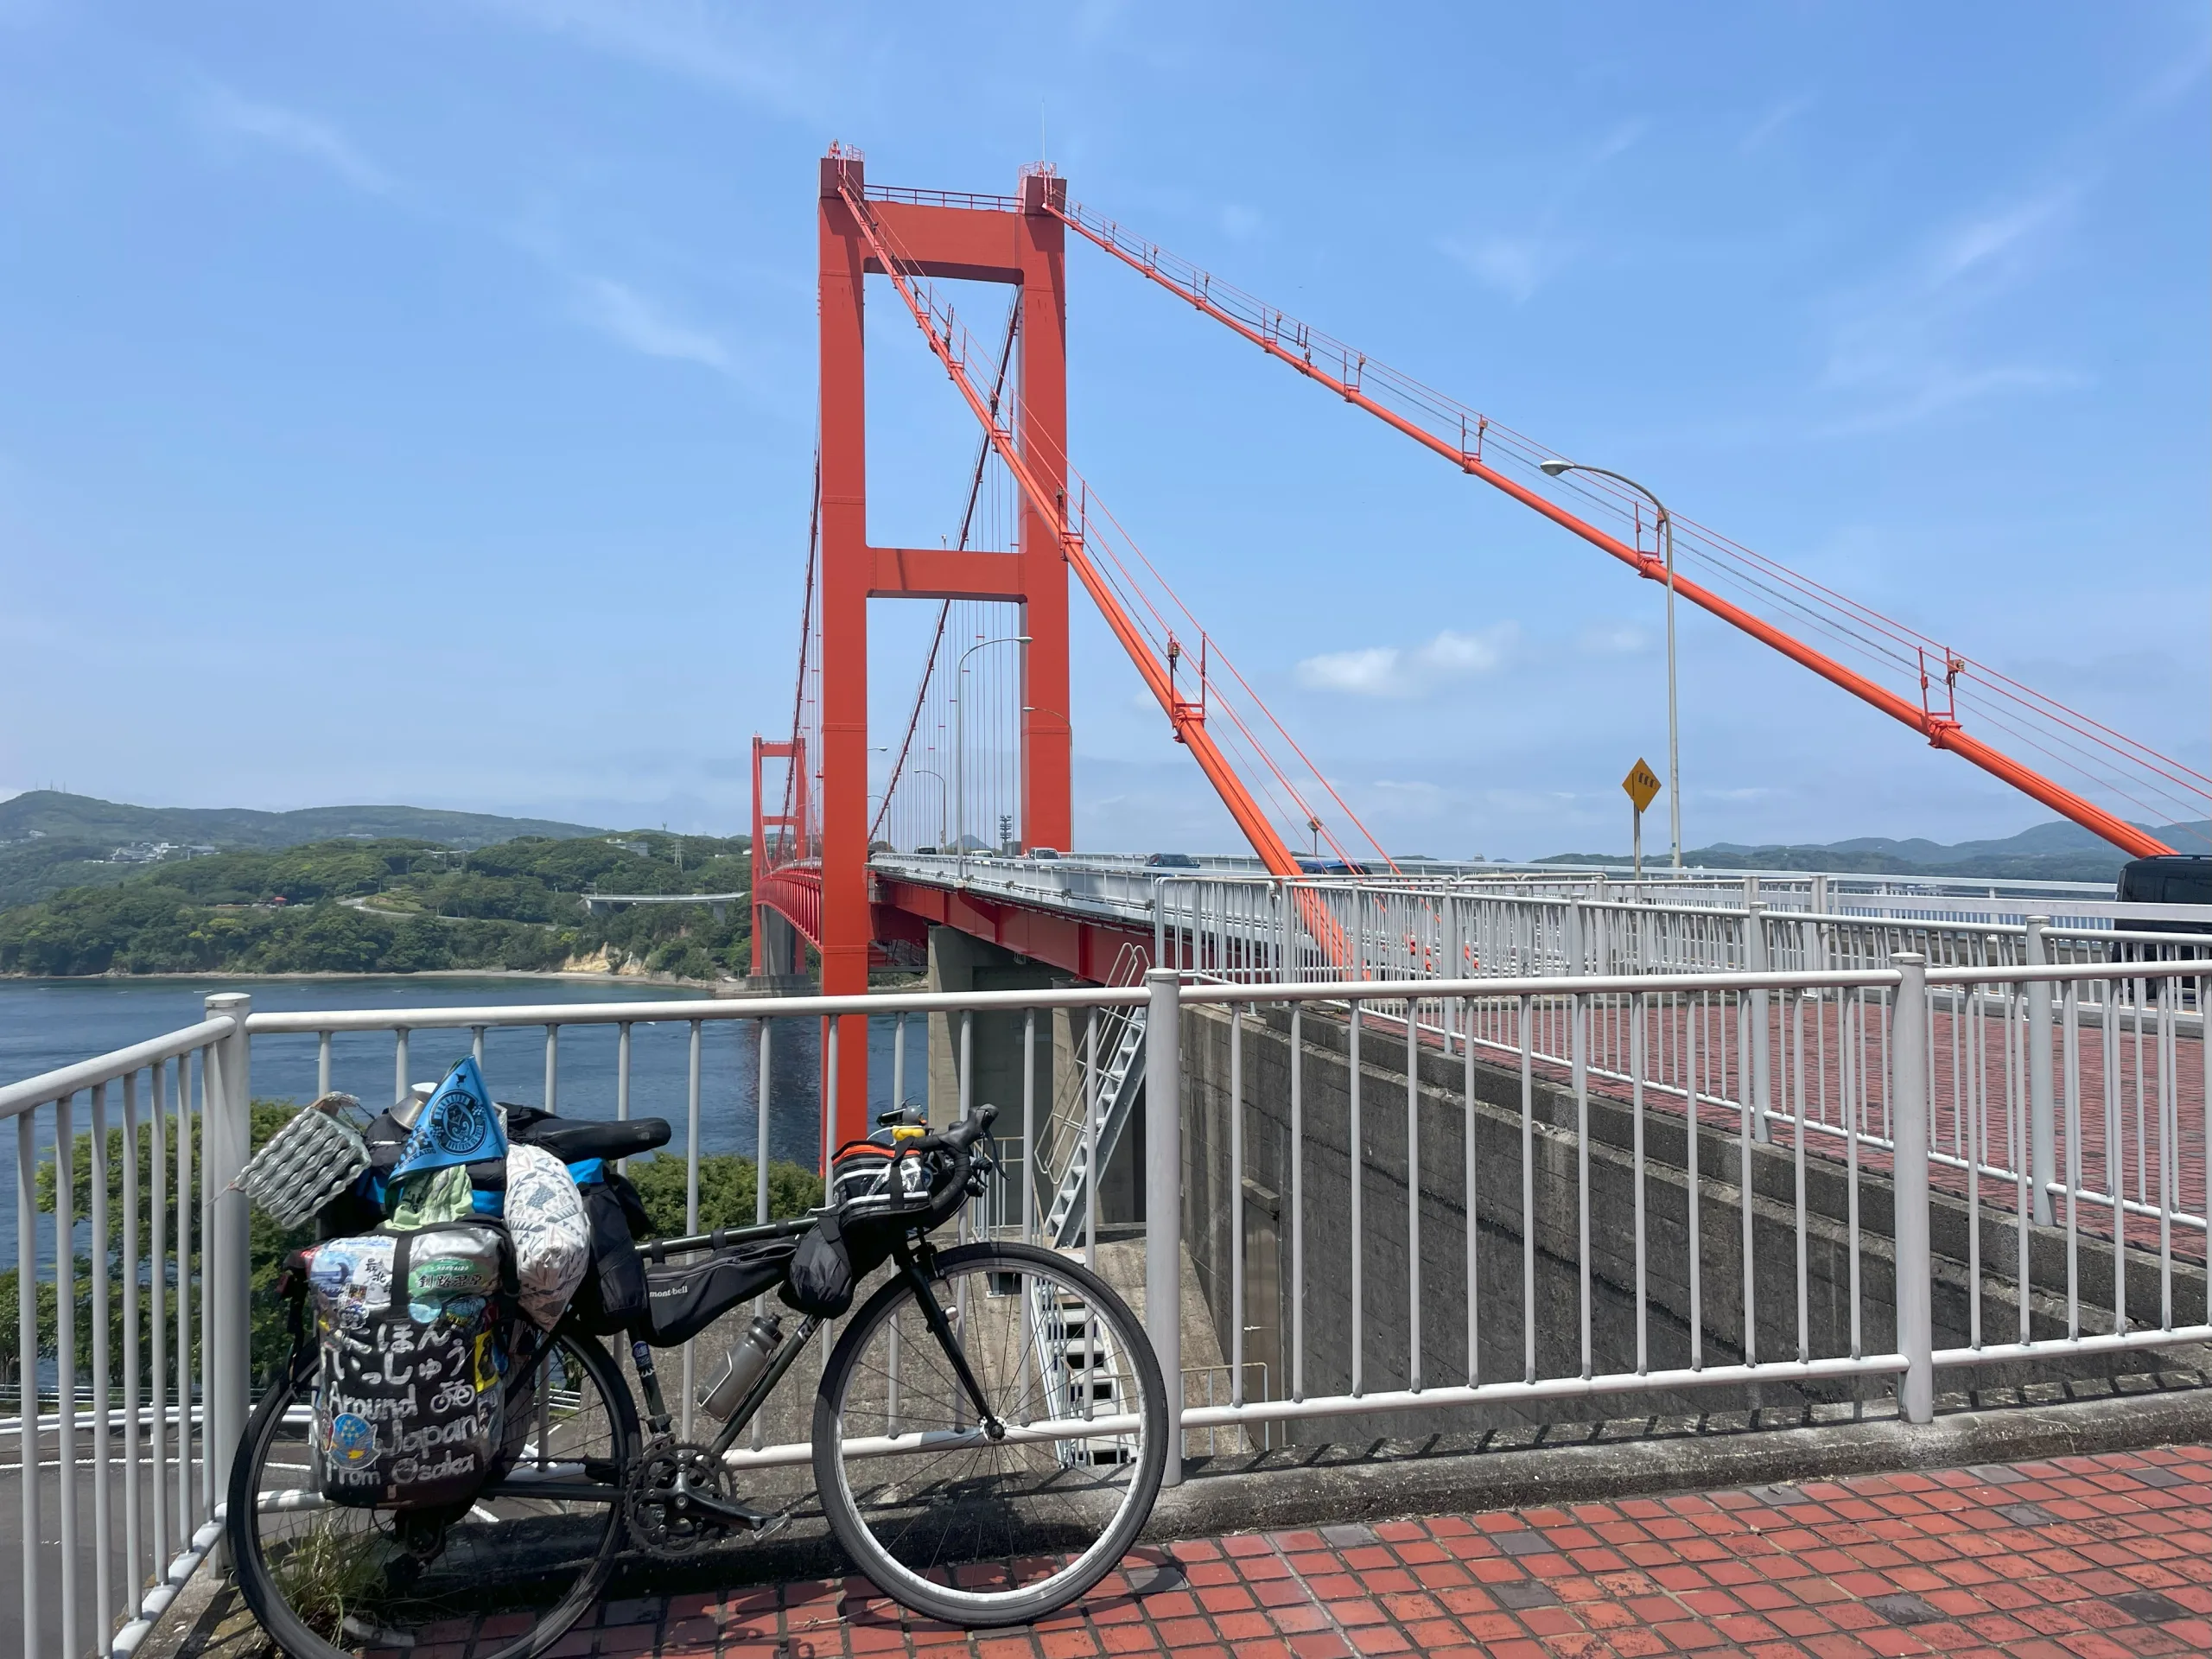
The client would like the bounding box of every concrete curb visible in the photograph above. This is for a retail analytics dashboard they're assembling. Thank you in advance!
[1148,1383,2212,1537]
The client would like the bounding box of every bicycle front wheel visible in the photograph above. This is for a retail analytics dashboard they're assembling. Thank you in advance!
[227,1328,637,1659]
[812,1240,1168,1627]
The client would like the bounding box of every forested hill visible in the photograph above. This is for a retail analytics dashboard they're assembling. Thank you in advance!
[0,790,603,849]
[0,791,607,908]
[0,832,753,980]
[1536,817,2212,885]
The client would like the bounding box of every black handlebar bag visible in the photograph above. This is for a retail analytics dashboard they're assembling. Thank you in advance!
[782,1141,932,1318]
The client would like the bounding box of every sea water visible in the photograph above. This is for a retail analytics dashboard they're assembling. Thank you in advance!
[0,975,928,1267]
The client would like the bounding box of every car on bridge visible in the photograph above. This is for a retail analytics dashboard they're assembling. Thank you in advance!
[1297,855,1370,875]
[2117,853,2212,946]
[1144,851,1199,869]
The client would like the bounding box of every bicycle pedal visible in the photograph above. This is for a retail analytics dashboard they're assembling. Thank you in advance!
[748,1507,793,1541]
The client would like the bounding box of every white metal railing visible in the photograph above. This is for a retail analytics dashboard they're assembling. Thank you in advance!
[1154,874,2212,1002]
[3,954,2208,1653]
[0,1007,244,1659]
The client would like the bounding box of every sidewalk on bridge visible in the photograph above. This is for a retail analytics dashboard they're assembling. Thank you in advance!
[520,1443,2210,1659]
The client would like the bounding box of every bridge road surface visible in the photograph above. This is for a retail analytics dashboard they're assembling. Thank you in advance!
[3,1424,183,1659]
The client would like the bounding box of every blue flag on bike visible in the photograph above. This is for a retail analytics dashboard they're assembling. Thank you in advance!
[392,1057,505,1180]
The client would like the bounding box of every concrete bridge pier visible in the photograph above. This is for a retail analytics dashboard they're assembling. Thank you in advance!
[920,925,1145,1229]
[745,906,810,994]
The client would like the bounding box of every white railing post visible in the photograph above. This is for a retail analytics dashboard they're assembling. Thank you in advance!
[1747,903,1772,1142]
[202,993,254,1516]
[1889,955,1934,1424]
[1142,968,1184,1486]
[2024,916,2056,1225]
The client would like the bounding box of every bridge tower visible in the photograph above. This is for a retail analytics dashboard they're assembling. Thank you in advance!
[816,149,1072,1147]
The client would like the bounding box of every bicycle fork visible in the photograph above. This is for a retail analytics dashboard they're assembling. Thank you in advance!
[899,1256,1007,1440]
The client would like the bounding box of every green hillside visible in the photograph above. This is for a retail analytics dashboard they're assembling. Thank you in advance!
[0,831,753,981]
[0,791,612,908]
[1537,818,2210,885]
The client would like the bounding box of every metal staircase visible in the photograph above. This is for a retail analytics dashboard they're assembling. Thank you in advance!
[1027,1278,1138,1467]
[1039,962,1147,1245]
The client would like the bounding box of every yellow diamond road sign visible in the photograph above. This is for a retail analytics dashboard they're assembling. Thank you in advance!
[1622,759,1662,814]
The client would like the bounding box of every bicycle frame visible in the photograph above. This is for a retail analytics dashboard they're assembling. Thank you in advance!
[613,1192,1003,1467]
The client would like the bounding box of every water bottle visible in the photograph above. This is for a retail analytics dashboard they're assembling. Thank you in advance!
[697,1314,785,1420]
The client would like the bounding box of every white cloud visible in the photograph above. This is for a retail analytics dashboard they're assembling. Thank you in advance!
[1815,181,2086,432]
[1740,95,1814,154]
[1219,204,1262,240]
[1437,123,1641,302]
[1440,234,1574,305]
[1579,623,1650,656]
[467,0,836,118]
[200,89,392,194]
[572,277,734,373]
[1816,363,2082,436]
[1926,186,2077,288]
[1297,624,1518,698]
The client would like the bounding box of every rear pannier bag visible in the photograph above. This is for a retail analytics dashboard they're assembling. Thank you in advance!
[307,1222,512,1510]
[642,1237,796,1345]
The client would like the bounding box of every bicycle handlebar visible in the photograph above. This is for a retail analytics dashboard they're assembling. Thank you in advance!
[903,1101,997,1159]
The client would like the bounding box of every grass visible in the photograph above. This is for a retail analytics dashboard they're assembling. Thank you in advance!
[269,1514,391,1639]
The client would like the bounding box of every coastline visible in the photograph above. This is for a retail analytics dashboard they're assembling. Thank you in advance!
[0,967,729,990]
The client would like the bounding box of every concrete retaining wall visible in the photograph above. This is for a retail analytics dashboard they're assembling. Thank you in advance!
[1176,1002,2208,1444]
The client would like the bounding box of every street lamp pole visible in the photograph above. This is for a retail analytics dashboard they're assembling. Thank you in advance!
[1540,460,1682,872]
[952,633,1030,875]
[910,768,949,849]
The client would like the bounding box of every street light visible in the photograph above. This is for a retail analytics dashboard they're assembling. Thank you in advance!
[908,767,949,848]
[953,634,1030,873]
[1539,458,1682,874]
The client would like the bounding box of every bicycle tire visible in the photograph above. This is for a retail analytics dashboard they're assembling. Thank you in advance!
[812,1240,1168,1627]
[226,1327,638,1659]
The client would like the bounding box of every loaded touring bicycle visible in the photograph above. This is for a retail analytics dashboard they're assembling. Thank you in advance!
[227,1097,1169,1658]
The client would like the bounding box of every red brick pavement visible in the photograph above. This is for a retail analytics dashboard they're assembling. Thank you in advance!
[481,1444,2212,1659]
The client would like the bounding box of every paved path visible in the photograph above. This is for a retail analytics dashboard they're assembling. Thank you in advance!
[500,1445,2212,1659]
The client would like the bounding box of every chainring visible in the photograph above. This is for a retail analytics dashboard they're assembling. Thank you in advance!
[624,1440,734,1558]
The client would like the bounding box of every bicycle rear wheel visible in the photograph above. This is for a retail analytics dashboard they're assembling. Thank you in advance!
[226,1328,637,1659]
[812,1240,1168,1627]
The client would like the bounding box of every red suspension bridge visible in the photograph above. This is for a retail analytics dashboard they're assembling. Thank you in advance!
[751,148,2211,1149]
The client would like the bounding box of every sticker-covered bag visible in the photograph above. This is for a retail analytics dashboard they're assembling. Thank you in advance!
[307,1223,512,1510]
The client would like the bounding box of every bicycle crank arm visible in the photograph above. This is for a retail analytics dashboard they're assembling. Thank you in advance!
[685,1489,792,1536]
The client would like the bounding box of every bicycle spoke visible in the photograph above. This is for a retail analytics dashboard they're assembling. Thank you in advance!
[817,1243,1165,1627]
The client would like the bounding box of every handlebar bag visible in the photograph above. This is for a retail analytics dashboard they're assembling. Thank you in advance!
[781,1207,857,1318]
[306,1222,513,1510]
[782,1203,915,1319]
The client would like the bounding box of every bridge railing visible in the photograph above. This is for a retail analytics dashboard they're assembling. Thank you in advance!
[5,958,2207,1649]
[1154,874,2212,1007]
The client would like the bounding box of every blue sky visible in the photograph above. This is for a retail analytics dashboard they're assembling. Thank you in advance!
[1,2,2205,857]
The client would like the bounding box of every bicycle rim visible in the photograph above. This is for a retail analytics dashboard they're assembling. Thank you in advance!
[813,1241,1167,1626]
[228,1329,636,1659]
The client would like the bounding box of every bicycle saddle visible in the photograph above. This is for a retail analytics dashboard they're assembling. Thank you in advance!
[515,1115,673,1163]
